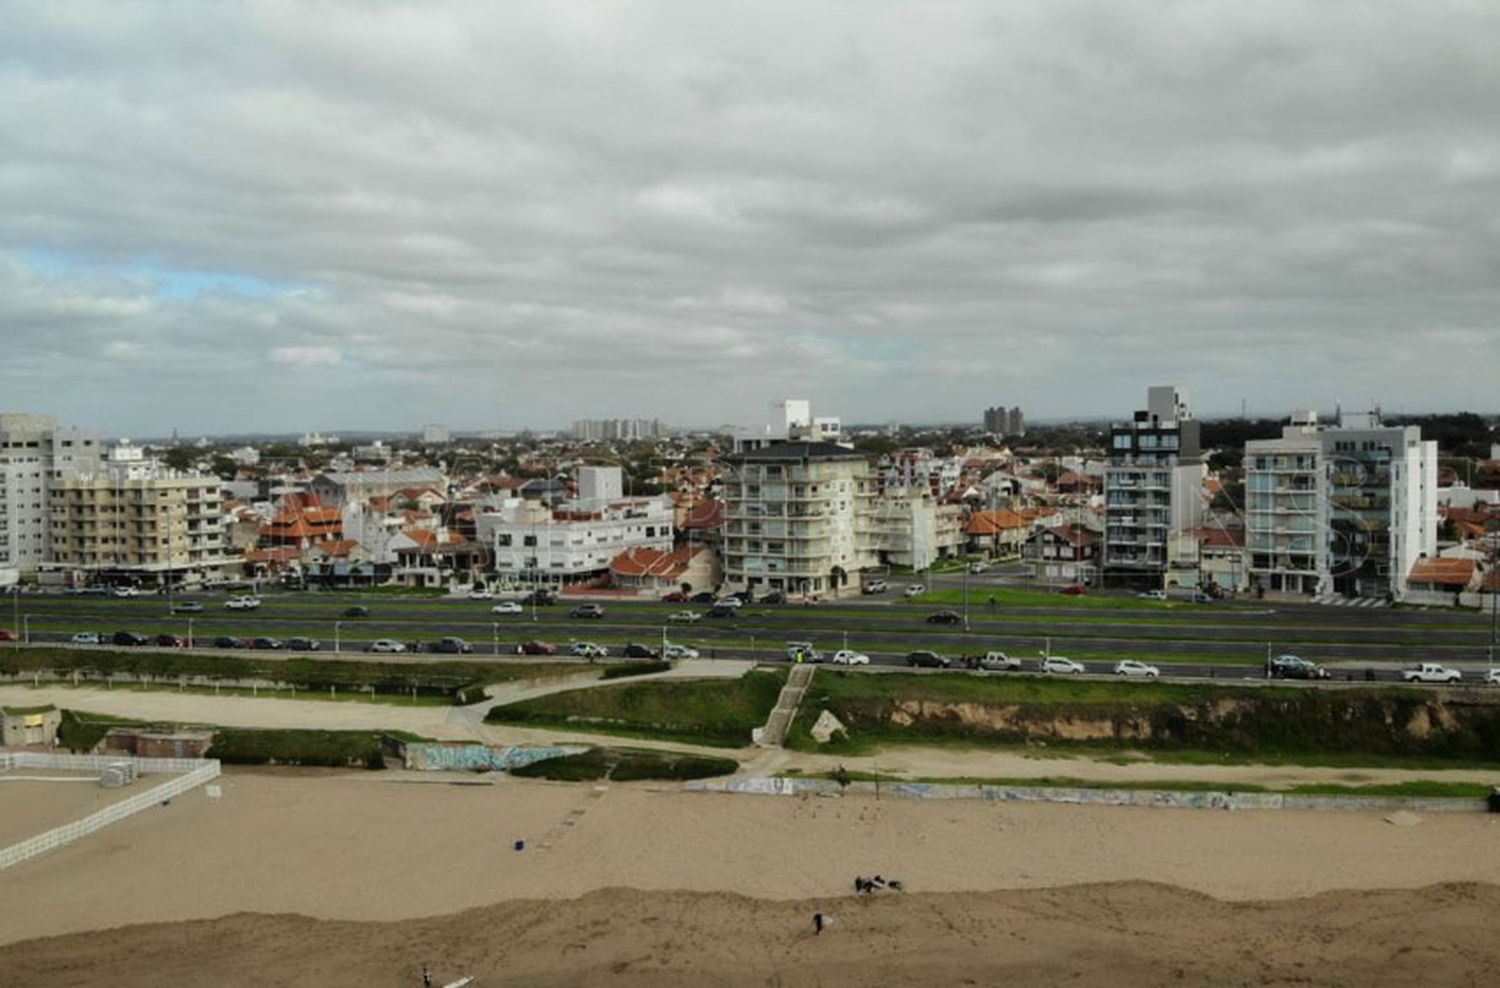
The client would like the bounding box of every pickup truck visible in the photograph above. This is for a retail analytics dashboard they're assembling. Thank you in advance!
[1402,663,1462,684]
[224,595,262,610]
[964,651,1022,672]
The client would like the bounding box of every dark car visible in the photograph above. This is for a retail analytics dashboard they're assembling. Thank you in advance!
[621,642,660,659]
[690,591,717,604]
[249,637,284,650]
[286,637,321,652]
[171,601,204,614]
[926,610,963,625]
[1057,583,1088,596]
[516,639,556,656]
[660,591,689,603]
[707,604,738,618]
[569,604,605,619]
[431,636,474,654]
[760,591,786,605]
[342,606,370,617]
[154,633,187,648]
[906,650,952,669]
[212,636,246,649]
[726,590,754,604]
[1269,654,1330,680]
[112,631,150,647]
[521,589,558,605]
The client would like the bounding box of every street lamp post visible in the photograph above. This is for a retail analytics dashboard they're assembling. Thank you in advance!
[493,621,499,656]
[335,620,342,654]
[187,617,194,649]
[22,614,30,645]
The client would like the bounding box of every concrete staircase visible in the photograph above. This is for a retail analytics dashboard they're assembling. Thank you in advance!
[757,663,815,748]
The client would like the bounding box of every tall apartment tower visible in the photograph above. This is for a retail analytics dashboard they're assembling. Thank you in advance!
[1245,410,1437,599]
[982,406,1025,437]
[1102,386,1203,587]
[0,413,104,577]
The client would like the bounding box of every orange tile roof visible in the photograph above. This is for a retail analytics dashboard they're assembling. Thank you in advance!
[964,509,1029,536]
[610,544,707,579]
[1407,557,1477,587]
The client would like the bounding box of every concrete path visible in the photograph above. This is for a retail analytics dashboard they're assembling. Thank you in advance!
[756,662,814,747]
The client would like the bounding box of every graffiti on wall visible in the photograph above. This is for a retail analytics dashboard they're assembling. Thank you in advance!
[407,744,586,772]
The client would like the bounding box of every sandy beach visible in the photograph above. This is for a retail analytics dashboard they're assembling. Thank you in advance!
[3,768,1500,984]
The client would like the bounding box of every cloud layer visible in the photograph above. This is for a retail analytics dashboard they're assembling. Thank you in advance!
[2,1,1498,434]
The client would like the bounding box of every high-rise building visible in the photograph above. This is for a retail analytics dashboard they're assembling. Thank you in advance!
[46,442,228,588]
[570,418,665,442]
[1102,386,1204,586]
[982,406,1025,437]
[421,423,450,444]
[0,413,104,577]
[1245,410,1437,599]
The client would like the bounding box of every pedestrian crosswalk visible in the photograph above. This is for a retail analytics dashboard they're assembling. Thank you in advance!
[1311,595,1389,608]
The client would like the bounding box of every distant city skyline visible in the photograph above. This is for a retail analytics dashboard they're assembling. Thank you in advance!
[4,3,1499,435]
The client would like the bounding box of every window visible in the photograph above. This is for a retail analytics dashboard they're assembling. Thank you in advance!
[522,535,536,547]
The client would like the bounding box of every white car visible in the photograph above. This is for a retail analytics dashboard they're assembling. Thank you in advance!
[663,643,700,660]
[831,649,871,666]
[666,610,701,623]
[1113,659,1160,678]
[904,584,926,598]
[1487,669,1500,686]
[224,595,262,610]
[491,602,523,615]
[71,631,104,645]
[570,641,608,658]
[1136,590,1168,601]
[366,639,407,653]
[1402,663,1462,684]
[1041,655,1086,675]
[111,586,139,598]
[969,562,989,574]
[466,588,494,600]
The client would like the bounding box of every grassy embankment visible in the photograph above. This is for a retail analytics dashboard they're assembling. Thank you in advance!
[784,669,1500,768]
[485,668,786,748]
[511,746,738,782]
[801,768,1492,798]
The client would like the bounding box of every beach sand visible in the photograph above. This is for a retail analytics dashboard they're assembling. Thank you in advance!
[3,768,1500,984]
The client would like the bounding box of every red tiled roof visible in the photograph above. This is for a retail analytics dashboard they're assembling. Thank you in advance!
[683,498,725,530]
[1044,525,1098,547]
[1408,557,1477,588]
[1192,526,1246,549]
[964,509,1029,536]
[610,544,707,580]
[312,540,360,558]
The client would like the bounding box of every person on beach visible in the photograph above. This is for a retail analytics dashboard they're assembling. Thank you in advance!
[814,912,827,935]
[422,965,432,987]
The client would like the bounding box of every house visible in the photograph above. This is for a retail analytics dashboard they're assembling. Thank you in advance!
[389,527,477,588]
[963,509,1030,558]
[1404,556,1483,607]
[1025,525,1099,585]
[1166,526,1249,594]
[1,704,59,747]
[610,544,721,595]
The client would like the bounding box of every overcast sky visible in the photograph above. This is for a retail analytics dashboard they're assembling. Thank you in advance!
[3,2,1498,436]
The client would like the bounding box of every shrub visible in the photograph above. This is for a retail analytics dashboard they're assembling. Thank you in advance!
[601,661,670,680]
[206,729,386,769]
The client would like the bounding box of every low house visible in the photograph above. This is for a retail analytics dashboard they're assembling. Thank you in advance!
[1405,556,1483,607]
[1025,525,1099,585]
[964,508,1030,558]
[610,544,721,595]
[1,704,60,747]
[1166,526,1249,594]
[390,527,477,588]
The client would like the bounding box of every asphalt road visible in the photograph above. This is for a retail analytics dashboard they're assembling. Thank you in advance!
[7,583,1500,686]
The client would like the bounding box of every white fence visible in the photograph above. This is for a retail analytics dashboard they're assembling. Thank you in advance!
[0,752,221,871]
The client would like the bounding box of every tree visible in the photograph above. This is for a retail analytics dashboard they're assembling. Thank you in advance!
[162,447,197,472]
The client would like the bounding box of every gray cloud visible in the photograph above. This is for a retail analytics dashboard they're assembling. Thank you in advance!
[1,0,1498,435]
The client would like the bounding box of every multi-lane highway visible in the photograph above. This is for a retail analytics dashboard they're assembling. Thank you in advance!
[6,576,1499,685]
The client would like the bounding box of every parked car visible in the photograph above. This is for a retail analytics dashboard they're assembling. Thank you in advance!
[965,651,1022,672]
[366,638,408,653]
[1269,654,1330,680]
[1402,662,1462,684]
[1041,655,1086,674]
[903,584,926,598]
[286,637,321,652]
[431,636,474,654]
[466,588,494,600]
[342,605,370,617]
[621,642,659,659]
[926,610,963,625]
[760,591,786,605]
[831,649,870,666]
[0,629,14,642]
[521,589,557,606]
[714,596,744,608]
[1057,584,1088,596]
[1113,659,1160,678]
[211,635,246,649]
[516,639,556,656]
[1191,591,1213,604]
[663,643,699,660]
[491,601,524,615]
[249,637,284,650]
[1486,669,1500,686]
[707,604,739,618]
[786,641,823,663]
[1136,590,1168,601]
[224,595,262,610]
[969,561,989,574]
[111,631,150,647]
[154,633,187,648]
[171,600,205,613]
[570,641,608,658]
[905,650,951,669]
[660,591,689,603]
[111,586,139,598]
[70,631,105,645]
[862,580,888,595]
[667,610,701,623]
[690,591,718,604]
[569,604,605,619]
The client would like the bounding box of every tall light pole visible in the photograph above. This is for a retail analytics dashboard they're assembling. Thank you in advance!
[22,614,30,645]
[187,617,194,649]
[334,620,342,654]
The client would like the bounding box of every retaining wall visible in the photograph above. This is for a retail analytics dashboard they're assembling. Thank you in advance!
[0,752,221,871]
[404,743,587,772]
[681,776,1488,813]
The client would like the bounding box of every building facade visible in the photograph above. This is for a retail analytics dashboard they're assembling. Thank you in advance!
[1245,410,1438,599]
[477,495,674,586]
[720,442,875,597]
[1102,386,1204,587]
[982,405,1025,437]
[0,413,103,577]
[46,443,228,588]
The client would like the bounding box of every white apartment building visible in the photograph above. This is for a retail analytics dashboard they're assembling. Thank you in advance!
[1102,386,1205,586]
[865,485,966,570]
[720,441,876,597]
[421,423,450,444]
[476,468,674,585]
[730,398,847,452]
[46,442,228,588]
[0,413,104,578]
[1245,410,1437,600]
